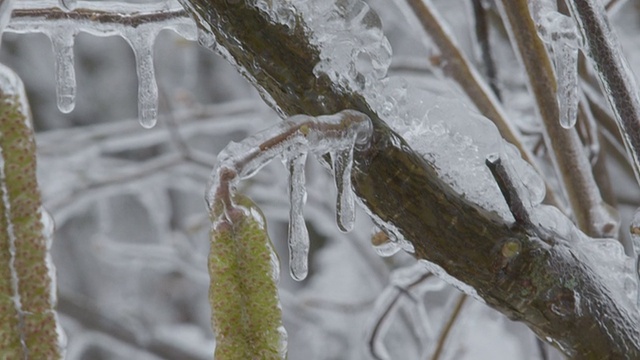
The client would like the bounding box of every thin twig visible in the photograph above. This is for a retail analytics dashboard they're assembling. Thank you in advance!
[7,0,193,37]
[429,293,467,360]
[471,0,502,101]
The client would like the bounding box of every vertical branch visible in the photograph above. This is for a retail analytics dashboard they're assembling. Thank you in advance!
[496,0,617,238]
[566,0,640,187]
[471,0,501,101]
[0,67,62,358]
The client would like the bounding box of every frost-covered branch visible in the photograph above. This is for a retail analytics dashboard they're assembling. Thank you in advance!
[180,0,640,357]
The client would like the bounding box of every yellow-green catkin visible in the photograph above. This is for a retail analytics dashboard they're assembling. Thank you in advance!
[208,194,286,360]
[0,67,62,359]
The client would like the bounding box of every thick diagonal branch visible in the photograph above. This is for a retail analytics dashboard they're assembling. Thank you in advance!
[178,1,640,358]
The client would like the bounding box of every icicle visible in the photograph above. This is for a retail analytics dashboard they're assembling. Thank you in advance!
[58,0,77,11]
[331,147,356,232]
[124,28,159,129]
[532,3,581,129]
[630,208,640,307]
[49,30,77,114]
[284,151,310,281]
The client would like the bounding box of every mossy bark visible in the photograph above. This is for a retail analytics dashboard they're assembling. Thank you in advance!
[179,1,640,358]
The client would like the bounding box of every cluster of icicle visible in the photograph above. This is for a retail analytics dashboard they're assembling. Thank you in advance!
[5,0,197,128]
[206,110,373,281]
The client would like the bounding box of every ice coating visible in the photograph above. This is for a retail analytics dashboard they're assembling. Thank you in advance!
[124,28,159,129]
[264,0,393,92]
[368,77,547,223]
[284,152,310,281]
[330,148,356,232]
[49,30,77,113]
[207,110,373,281]
[531,1,581,129]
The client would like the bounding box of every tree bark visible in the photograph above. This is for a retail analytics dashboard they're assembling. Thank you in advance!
[177,0,640,358]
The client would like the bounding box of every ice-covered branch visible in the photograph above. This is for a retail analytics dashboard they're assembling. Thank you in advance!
[0,65,63,358]
[6,0,196,127]
[181,0,640,357]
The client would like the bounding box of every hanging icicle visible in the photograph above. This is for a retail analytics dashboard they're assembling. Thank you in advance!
[124,27,159,128]
[283,151,310,281]
[48,29,77,114]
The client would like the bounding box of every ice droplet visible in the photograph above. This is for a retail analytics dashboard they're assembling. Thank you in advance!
[284,151,310,281]
[331,148,356,232]
[49,31,77,113]
[124,28,159,129]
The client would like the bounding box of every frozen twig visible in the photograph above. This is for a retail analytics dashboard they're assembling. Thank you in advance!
[566,0,640,187]
[470,0,501,101]
[496,0,618,238]
[485,154,533,227]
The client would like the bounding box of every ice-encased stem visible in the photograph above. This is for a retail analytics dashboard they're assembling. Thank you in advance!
[124,28,159,129]
[49,31,76,114]
[566,0,640,187]
[331,148,356,232]
[285,152,310,281]
[0,65,63,358]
